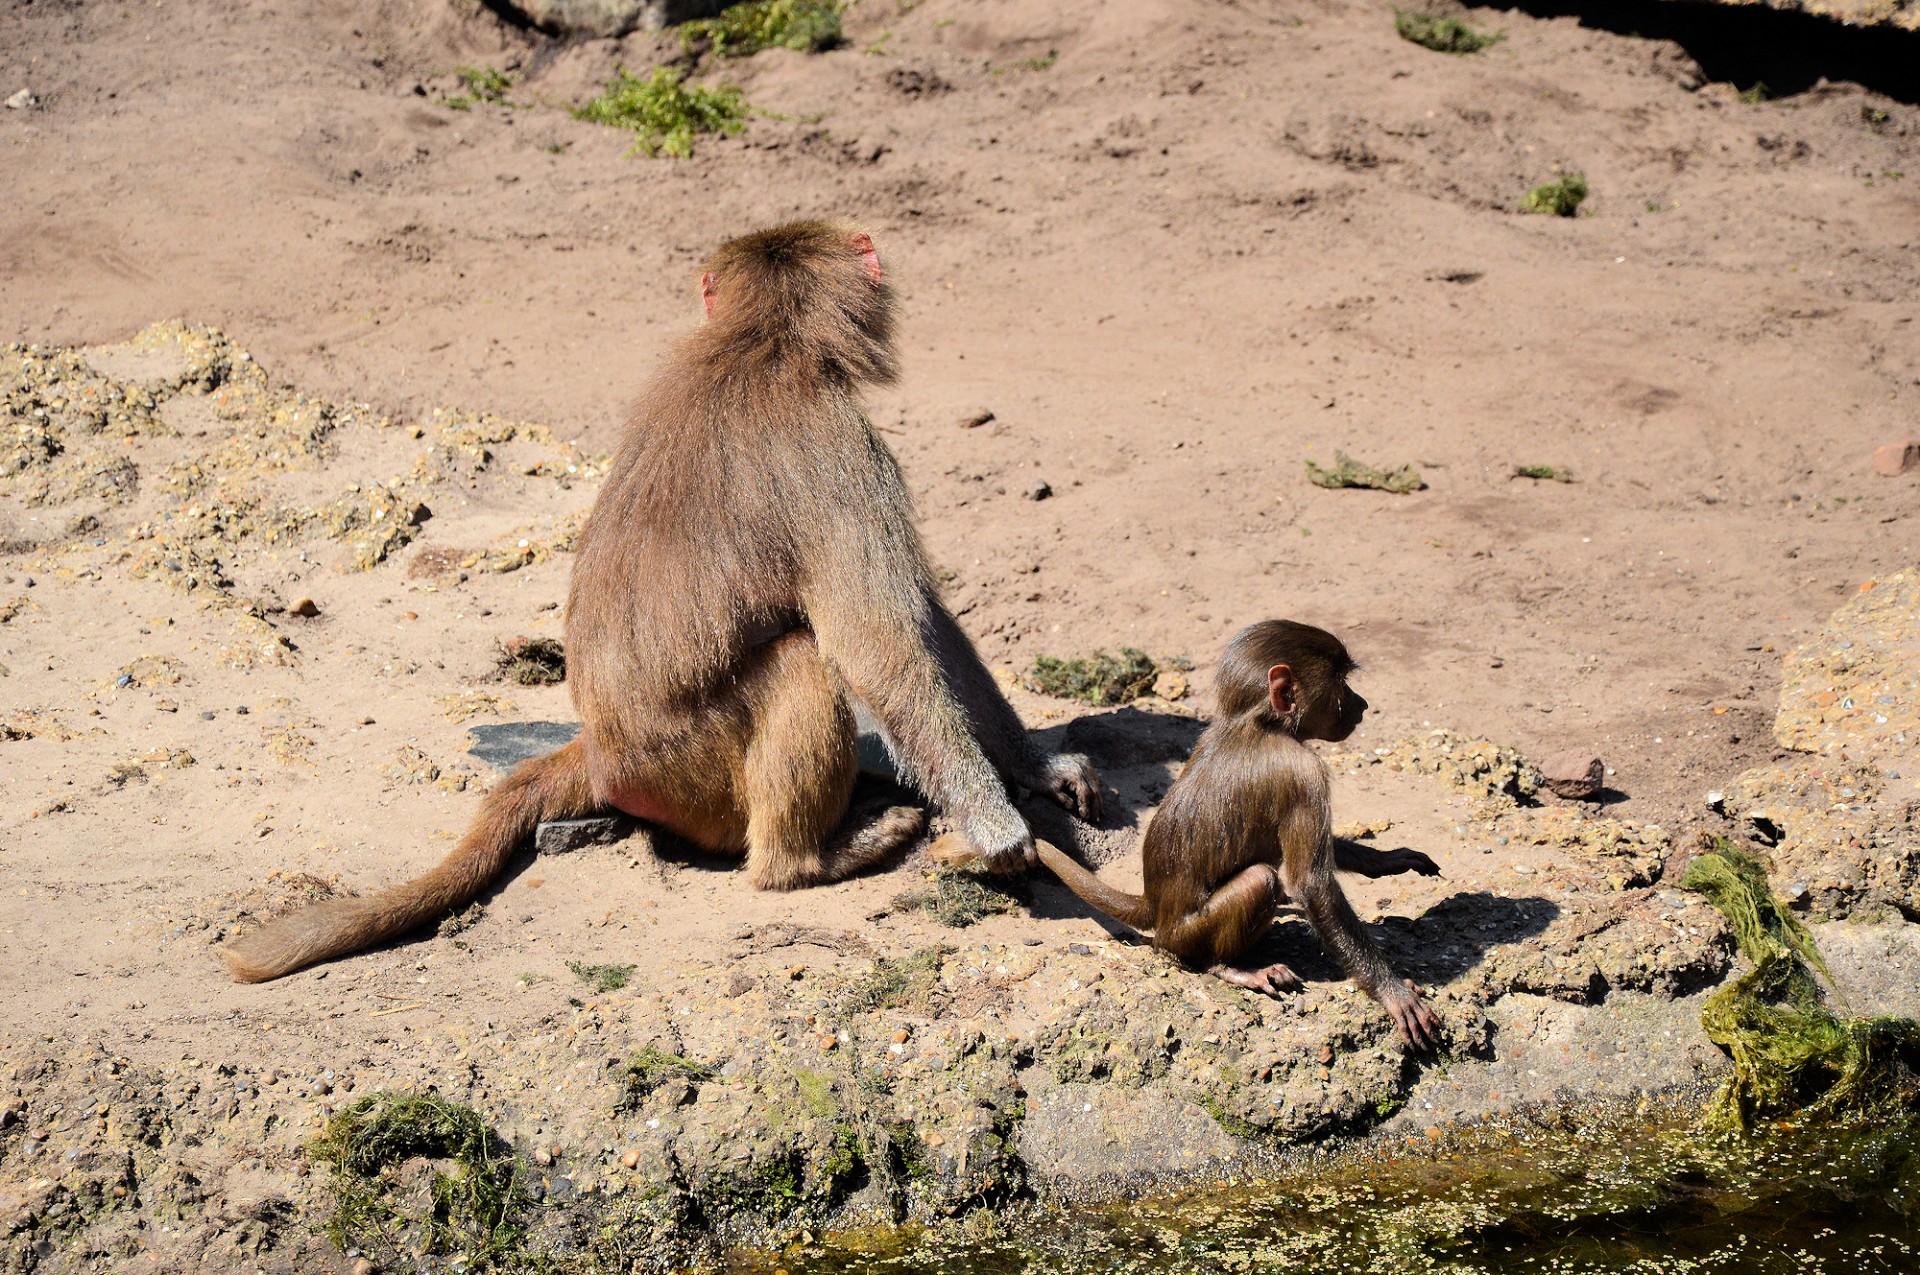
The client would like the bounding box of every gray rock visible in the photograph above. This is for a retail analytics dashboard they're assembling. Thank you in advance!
[1539,750,1604,800]
[534,815,636,854]
[494,0,726,38]
[468,720,581,771]
[4,89,38,111]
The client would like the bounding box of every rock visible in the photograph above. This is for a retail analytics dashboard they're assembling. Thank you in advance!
[534,815,636,854]
[1151,670,1188,701]
[289,597,320,617]
[4,89,37,110]
[1539,750,1604,800]
[1873,441,1920,476]
[1025,481,1053,501]
[956,408,995,429]
[468,720,581,771]
[489,0,727,38]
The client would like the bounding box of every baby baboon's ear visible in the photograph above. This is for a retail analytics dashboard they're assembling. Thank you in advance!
[1267,663,1296,717]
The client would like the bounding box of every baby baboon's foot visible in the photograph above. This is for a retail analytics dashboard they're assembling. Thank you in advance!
[828,803,926,878]
[1211,962,1303,997]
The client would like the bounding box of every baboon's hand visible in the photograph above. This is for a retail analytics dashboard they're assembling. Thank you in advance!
[961,801,1034,875]
[1034,752,1102,823]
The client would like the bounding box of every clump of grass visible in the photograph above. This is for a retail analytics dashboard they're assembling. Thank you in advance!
[566,959,636,993]
[573,66,748,157]
[1394,9,1503,54]
[1520,173,1589,217]
[495,635,566,685]
[1682,838,1920,1135]
[681,0,843,58]
[312,1093,530,1268]
[1305,451,1426,494]
[1028,647,1174,705]
[891,870,1021,928]
[1739,82,1773,104]
[618,1048,716,1109]
[845,947,949,1014]
[445,64,512,110]
[1513,464,1573,483]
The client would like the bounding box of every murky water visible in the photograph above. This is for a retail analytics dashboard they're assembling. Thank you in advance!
[732,1104,1920,1275]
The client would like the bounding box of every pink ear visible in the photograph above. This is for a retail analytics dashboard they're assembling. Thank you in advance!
[850,232,883,283]
[700,271,716,316]
[1267,664,1296,716]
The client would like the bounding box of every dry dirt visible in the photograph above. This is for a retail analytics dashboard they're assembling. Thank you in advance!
[3,0,1920,1270]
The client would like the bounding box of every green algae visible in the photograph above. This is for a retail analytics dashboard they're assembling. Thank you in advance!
[1682,839,1920,1134]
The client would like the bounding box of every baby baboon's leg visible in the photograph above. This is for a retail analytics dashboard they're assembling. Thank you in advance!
[739,634,919,889]
[1158,864,1300,995]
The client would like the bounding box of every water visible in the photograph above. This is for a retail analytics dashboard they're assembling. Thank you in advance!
[731,1103,1920,1275]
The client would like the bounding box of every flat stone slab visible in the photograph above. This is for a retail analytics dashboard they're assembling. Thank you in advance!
[470,717,900,780]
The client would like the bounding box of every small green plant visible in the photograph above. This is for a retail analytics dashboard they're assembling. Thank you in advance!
[574,66,749,158]
[681,0,843,57]
[1520,172,1588,217]
[1513,464,1573,483]
[1305,451,1426,494]
[891,869,1022,928]
[1861,105,1890,128]
[1020,50,1059,70]
[566,959,636,992]
[1394,9,1503,54]
[845,947,949,1014]
[445,63,513,110]
[312,1093,532,1268]
[1027,647,1178,705]
[618,1048,716,1109]
[1739,82,1773,104]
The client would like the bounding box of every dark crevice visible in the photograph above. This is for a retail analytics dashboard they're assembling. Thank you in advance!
[1478,1,1920,105]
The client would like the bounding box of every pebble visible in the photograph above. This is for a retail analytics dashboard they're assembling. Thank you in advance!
[235,705,250,715]
[956,408,995,429]
[4,88,37,110]
[1025,481,1053,501]
[1871,440,1920,477]
[621,1149,640,1168]
[199,711,215,721]
[289,597,320,617]
[115,674,132,688]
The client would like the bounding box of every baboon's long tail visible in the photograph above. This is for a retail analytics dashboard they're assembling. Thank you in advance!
[1032,839,1155,930]
[222,738,597,982]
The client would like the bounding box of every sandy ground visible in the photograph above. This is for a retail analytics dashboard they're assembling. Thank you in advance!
[2,0,1920,1269]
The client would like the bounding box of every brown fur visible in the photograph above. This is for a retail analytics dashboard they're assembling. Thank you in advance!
[222,220,1098,982]
[1034,620,1441,1050]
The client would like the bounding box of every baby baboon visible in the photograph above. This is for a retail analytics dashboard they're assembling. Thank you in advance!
[964,621,1441,1049]
[222,221,1099,982]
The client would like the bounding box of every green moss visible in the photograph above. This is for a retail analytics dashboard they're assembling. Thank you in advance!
[573,66,749,158]
[1394,9,1503,54]
[618,1048,716,1110]
[1520,173,1589,217]
[1513,464,1573,483]
[566,959,635,992]
[845,947,949,1015]
[891,869,1022,928]
[1028,647,1181,705]
[1304,451,1425,494]
[1682,838,1920,1135]
[311,1092,537,1270]
[794,1069,838,1118]
[1199,1092,1264,1141]
[681,0,843,58]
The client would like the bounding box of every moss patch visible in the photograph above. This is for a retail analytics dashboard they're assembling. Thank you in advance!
[573,66,748,158]
[1027,647,1183,705]
[445,64,512,110]
[1520,173,1589,217]
[1513,464,1573,482]
[845,947,949,1015]
[496,635,566,685]
[1394,10,1503,54]
[618,1048,716,1109]
[681,0,843,58]
[1304,451,1425,494]
[311,1092,534,1270]
[566,959,635,993]
[891,870,1022,928]
[1682,838,1920,1135]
